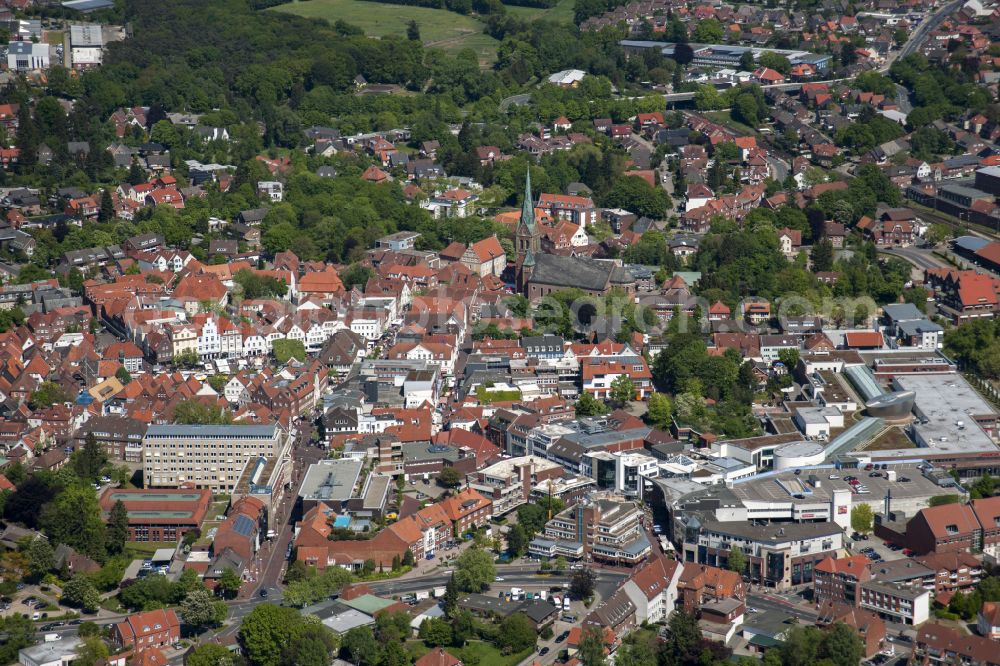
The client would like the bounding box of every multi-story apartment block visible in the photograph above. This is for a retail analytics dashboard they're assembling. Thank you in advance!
[683,521,843,590]
[529,497,650,565]
[588,450,659,499]
[621,554,683,625]
[74,415,147,463]
[143,424,289,493]
[858,580,930,626]
[813,555,870,606]
[913,623,1000,666]
[468,455,563,516]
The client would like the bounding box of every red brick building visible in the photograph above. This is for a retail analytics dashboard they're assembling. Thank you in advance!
[98,488,212,542]
[113,609,180,652]
[813,555,870,606]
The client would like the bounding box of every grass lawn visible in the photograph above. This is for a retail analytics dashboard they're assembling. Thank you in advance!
[704,110,760,138]
[44,31,64,45]
[124,542,177,558]
[408,640,533,666]
[271,0,499,63]
[504,0,574,23]
[456,641,534,666]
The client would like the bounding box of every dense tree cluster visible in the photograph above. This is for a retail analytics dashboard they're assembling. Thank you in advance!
[891,53,995,128]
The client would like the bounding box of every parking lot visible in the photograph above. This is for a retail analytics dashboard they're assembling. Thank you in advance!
[853,538,908,565]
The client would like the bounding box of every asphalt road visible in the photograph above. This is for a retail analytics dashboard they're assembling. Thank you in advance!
[499,93,532,111]
[879,246,950,271]
[747,591,818,623]
[895,0,964,62]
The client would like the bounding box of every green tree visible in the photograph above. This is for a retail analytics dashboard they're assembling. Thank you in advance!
[663,610,703,664]
[692,18,724,42]
[609,374,635,406]
[759,51,792,75]
[507,524,527,558]
[187,643,236,666]
[926,223,951,246]
[173,400,233,425]
[810,239,834,272]
[340,264,374,291]
[727,546,747,573]
[578,625,607,666]
[575,393,608,417]
[181,587,227,631]
[0,615,34,665]
[406,19,421,41]
[115,366,132,384]
[106,499,129,555]
[25,537,54,579]
[62,575,101,612]
[98,189,114,223]
[74,432,108,482]
[516,503,547,537]
[850,503,873,535]
[343,625,381,666]
[217,567,242,599]
[602,176,671,220]
[969,474,997,500]
[437,467,462,488]
[281,624,339,666]
[39,484,106,562]
[419,617,453,646]
[272,339,306,363]
[74,636,110,666]
[570,567,597,599]
[819,622,865,666]
[238,604,307,666]
[453,547,495,592]
[498,612,536,653]
[29,381,69,409]
[173,349,200,368]
[647,393,673,429]
[778,625,821,666]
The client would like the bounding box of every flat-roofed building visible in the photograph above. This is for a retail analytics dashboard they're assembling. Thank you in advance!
[894,373,999,450]
[858,579,930,625]
[529,496,650,565]
[142,424,288,493]
[298,458,364,513]
[98,487,212,542]
[683,520,844,590]
[468,455,563,515]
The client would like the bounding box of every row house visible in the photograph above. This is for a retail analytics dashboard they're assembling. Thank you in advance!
[536,192,598,227]
[112,609,180,653]
[387,340,457,377]
[928,269,1000,325]
[297,489,492,570]
[580,356,653,400]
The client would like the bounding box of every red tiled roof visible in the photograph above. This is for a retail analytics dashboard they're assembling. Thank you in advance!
[843,331,883,348]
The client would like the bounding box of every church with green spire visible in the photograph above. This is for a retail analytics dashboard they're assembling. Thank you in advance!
[515,169,541,295]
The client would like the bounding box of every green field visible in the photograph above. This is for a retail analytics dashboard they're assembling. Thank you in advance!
[504,0,574,23]
[271,0,501,63]
[271,0,575,65]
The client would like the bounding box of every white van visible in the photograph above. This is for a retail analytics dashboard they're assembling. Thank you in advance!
[563,596,571,610]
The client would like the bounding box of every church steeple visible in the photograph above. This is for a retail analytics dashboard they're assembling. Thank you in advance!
[515,169,541,296]
[520,168,535,232]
